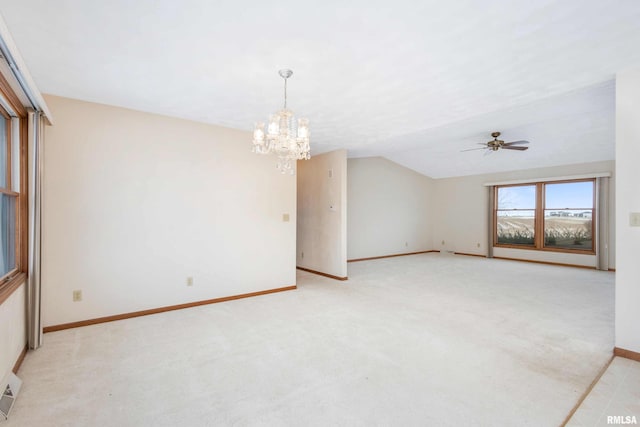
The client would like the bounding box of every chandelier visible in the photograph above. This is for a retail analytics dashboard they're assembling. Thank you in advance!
[252,69,310,175]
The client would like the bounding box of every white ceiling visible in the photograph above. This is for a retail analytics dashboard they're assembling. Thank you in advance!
[1,0,638,178]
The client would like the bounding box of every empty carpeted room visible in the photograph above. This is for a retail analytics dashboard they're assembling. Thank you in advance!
[0,1,639,426]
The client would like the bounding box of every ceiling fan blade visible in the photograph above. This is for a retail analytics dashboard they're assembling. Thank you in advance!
[501,146,529,151]
[503,140,529,146]
[461,147,487,152]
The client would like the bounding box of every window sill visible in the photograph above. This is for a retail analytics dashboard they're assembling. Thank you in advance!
[493,244,595,255]
[0,272,27,306]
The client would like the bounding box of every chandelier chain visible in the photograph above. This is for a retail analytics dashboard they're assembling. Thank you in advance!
[284,77,287,109]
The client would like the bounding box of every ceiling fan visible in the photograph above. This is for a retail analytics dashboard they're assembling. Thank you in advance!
[462,132,529,153]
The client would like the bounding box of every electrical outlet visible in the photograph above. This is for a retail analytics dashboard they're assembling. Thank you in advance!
[441,240,445,245]
[630,212,640,227]
[301,251,304,259]
[477,243,481,248]
[405,242,408,247]
[282,213,290,222]
[72,290,82,302]
[187,277,194,286]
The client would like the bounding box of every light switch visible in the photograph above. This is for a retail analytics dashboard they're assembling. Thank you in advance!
[282,213,290,222]
[630,212,640,227]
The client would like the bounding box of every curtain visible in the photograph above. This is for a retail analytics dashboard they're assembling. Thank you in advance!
[27,110,44,349]
[487,186,494,258]
[596,177,609,271]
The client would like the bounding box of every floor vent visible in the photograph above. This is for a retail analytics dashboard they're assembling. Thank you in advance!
[0,373,22,422]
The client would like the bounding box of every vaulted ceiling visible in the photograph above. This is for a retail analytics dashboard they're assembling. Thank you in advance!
[1,0,639,177]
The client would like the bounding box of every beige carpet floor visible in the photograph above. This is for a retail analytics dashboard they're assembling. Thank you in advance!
[6,253,614,426]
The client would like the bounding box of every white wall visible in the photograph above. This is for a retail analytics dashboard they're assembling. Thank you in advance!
[615,68,640,353]
[347,157,435,260]
[42,95,296,327]
[433,160,615,268]
[0,283,26,382]
[297,150,347,278]
[433,175,490,255]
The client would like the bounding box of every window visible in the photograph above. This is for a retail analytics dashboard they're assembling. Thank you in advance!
[544,181,594,250]
[0,114,18,278]
[494,179,595,253]
[496,184,536,246]
[0,74,27,305]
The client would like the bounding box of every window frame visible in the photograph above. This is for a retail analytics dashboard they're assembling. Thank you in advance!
[493,179,596,255]
[0,73,28,305]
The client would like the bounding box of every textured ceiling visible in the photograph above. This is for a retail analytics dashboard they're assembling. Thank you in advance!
[1,0,638,178]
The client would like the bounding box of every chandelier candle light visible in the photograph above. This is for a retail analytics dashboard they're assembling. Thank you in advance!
[252,69,310,174]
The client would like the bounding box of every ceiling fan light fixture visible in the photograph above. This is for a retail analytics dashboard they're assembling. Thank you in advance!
[461,131,530,153]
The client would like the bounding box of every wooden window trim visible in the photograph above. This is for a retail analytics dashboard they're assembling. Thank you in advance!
[0,188,19,196]
[0,79,28,306]
[1,108,10,190]
[535,182,544,248]
[0,271,26,305]
[493,179,596,255]
[0,72,27,117]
